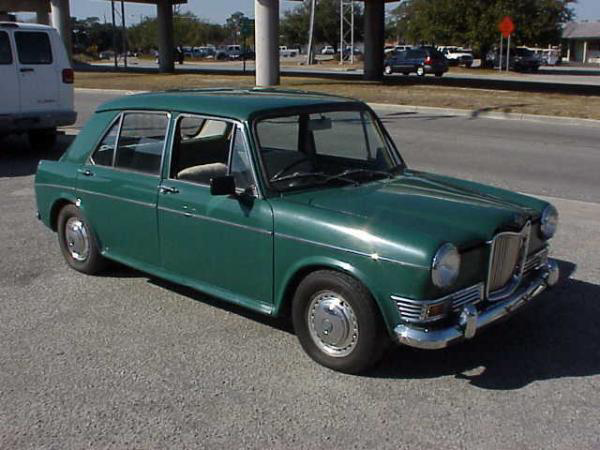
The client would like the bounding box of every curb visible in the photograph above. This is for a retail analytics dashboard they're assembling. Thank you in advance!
[73,88,600,128]
[369,102,600,127]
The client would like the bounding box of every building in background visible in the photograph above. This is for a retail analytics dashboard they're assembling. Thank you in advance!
[562,21,600,64]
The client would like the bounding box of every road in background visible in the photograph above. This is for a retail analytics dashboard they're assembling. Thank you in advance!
[0,89,598,449]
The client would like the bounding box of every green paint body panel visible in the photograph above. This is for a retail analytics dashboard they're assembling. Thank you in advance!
[34,89,553,337]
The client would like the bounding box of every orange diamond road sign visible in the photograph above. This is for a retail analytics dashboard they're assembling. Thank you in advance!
[498,16,515,38]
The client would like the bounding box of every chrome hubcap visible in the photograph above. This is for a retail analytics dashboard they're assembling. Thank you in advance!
[65,217,89,262]
[308,291,358,357]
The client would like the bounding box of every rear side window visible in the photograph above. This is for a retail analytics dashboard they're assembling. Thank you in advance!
[114,113,169,175]
[15,31,53,64]
[0,31,12,64]
[90,118,121,167]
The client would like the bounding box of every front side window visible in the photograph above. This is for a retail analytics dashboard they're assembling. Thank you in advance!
[255,108,401,191]
[170,116,255,191]
[15,31,52,65]
[114,113,169,175]
[0,31,12,64]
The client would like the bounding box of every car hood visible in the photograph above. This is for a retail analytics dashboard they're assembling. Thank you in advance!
[284,170,542,249]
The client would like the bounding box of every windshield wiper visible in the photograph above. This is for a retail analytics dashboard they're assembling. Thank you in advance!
[270,171,326,183]
[326,168,394,184]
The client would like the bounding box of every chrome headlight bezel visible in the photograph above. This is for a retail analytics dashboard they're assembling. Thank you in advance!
[431,243,461,289]
[540,204,558,239]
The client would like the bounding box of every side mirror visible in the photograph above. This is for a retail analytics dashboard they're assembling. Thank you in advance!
[210,175,236,196]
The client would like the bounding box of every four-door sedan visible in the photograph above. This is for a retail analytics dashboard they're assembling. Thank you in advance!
[35,89,559,373]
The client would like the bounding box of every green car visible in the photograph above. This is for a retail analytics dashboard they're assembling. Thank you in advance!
[35,89,560,373]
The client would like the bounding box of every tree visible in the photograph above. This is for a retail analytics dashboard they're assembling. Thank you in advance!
[225,11,246,45]
[280,0,364,50]
[393,0,574,63]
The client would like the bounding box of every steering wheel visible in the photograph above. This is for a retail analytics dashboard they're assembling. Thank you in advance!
[270,157,311,181]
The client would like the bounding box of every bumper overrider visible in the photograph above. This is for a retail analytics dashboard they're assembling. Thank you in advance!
[393,260,559,350]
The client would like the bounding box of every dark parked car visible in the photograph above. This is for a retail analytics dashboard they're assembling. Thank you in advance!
[384,47,448,77]
[489,47,540,72]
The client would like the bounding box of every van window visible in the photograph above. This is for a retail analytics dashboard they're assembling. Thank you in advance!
[15,31,53,65]
[114,113,169,175]
[0,31,12,64]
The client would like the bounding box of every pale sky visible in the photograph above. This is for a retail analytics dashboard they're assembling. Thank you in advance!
[16,0,600,26]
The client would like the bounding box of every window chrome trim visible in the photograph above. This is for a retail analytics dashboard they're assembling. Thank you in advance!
[87,113,123,167]
[158,205,272,235]
[275,232,429,270]
[167,113,262,199]
[77,188,156,208]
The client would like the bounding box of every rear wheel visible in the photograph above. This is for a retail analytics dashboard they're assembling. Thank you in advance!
[57,204,107,275]
[416,66,425,77]
[28,128,57,150]
[292,270,387,373]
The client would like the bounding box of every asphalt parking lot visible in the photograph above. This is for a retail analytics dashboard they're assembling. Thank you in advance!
[1,94,599,449]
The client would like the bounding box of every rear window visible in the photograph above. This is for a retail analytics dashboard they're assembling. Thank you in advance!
[406,49,425,58]
[15,31,53,65]
[0,31,12,64]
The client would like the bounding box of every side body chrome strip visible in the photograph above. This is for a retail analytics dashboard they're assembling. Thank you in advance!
[77,188,156,208]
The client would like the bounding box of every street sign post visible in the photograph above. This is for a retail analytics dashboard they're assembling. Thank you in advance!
[240,18,255,74]
[498,16,515,72]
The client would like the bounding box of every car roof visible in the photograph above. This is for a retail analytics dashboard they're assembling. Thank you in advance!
[0,22,55,31]
[96,88,362,121]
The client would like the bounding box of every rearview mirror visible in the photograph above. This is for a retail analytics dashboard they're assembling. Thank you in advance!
[210,175,236,196]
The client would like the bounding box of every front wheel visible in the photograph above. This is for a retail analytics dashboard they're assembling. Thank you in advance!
[292,270,387,373]
[57,204,107,275]
[384,64,393,75]
[416,66,425,76]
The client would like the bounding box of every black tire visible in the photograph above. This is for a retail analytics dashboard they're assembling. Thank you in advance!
[28,128,57,150]
[402,72,410,76]
[435,72,444,77]
[57,204,107,275]
[292,270,387,374]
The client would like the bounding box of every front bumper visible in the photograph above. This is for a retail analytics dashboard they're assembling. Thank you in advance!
[393,260,559,350]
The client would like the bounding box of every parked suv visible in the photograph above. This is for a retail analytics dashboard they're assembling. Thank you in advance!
[0,22,76,148]
[488,47,540,72]
[384,46,448,77]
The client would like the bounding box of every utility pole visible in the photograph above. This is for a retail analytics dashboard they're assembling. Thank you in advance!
[111,0,118,68]
[340,0,355,65]
[306,0,316,65]
[121,0,128,68]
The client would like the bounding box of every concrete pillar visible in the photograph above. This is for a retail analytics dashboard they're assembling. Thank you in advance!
[583,40,588,64]
[50,0,71,59]
[363,0,385,81]
[255,0,280,86]
[156,0,174,73]
[36,0,50,25]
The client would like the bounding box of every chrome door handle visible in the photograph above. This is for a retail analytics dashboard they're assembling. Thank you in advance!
[20,68,34,73]
[77,168,93,177]
[159,186,179,194]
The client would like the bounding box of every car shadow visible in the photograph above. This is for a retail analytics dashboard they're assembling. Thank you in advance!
[368,260,600,389]
[0,133,74,178]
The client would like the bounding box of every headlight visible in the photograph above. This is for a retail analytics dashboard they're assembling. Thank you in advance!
[541,204,558,239]
[432,243,461,288]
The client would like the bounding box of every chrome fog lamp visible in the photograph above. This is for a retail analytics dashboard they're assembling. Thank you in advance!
[432,243,461,288]
[541,205,558,239]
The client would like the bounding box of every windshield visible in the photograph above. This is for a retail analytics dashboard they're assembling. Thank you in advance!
[514,48,533,57]
[255,108,402,191]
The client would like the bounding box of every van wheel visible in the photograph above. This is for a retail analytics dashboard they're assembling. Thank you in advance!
[57,204,107,275]
[292,270,387,374]
[416,67,425,76]
[384,65,393,75]
[28,128,57,150]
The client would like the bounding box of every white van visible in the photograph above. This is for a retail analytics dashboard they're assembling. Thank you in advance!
[0,22,76,148]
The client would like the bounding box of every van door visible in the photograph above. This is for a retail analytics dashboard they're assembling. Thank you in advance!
[0,30,19,115]
[14,30,59,113]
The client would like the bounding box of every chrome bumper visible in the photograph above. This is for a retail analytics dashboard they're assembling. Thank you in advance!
[393,260,559,350]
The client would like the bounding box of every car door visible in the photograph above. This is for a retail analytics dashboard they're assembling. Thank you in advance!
[76,111,171,269]
[0,30,19,116]
[157,114,274,309]
[13,30,59,113]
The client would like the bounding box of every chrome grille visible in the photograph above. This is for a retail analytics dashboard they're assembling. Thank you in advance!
[393,283,483,323]
[487,223,530,300]
[524,247,549,273]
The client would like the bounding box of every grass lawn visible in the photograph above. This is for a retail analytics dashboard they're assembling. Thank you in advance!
[74,71,600,120]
